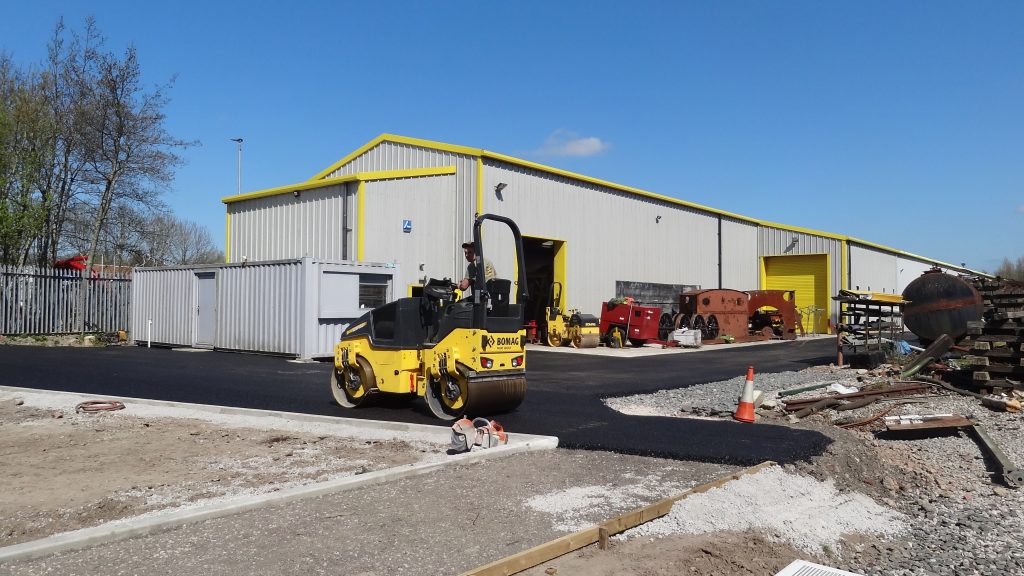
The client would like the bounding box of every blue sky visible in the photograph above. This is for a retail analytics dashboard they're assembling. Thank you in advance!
[2,1,1021,272]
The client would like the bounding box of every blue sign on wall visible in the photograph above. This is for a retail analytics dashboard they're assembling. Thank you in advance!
[402,219,412,233]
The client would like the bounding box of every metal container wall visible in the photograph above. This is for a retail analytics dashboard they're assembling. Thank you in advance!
[131,267,195,346]
[216,260,304,354]
[131,259,395,358]
[902,270,983,342]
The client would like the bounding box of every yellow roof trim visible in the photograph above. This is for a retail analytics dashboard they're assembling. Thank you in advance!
[480,150,760,224]
[223,166,456,204]
[308,134,482,182]
[757,220,847,242]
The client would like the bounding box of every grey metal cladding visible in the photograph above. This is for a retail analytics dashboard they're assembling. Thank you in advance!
[229,183,351,263]
[848,243,898,293]
[481,159,721,314]
[758,225,844,321]
[324,140,479,265]
[363,175,458,293]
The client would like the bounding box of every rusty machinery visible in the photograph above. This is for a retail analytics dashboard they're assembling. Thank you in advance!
[673,289,749,341]
[746,290,799,340]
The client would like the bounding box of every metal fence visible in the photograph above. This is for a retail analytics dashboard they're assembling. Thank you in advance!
[1,266,132,335]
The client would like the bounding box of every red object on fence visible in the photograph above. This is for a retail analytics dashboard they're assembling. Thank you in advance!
[53,255,89,271]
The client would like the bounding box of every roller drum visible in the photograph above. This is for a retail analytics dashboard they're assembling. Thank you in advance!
[463,375,527,415]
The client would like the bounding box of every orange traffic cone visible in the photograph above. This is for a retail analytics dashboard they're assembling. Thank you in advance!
[734,365,756,423]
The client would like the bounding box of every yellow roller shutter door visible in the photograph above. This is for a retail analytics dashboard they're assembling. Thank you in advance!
[764,254,829,334]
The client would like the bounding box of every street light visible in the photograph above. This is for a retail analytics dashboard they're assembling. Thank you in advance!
[230,138,243,195]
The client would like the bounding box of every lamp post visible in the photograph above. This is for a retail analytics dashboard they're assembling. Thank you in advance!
[230,138,243,195]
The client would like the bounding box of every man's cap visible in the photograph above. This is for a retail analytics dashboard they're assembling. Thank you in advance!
[461,241,475,250]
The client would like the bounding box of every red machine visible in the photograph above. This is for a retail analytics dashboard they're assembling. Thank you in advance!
[599,299,663,347]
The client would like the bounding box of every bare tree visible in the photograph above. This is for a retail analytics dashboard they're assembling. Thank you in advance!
[31,18,96,267]
[75,24,195,275]
[995,256,1024,281]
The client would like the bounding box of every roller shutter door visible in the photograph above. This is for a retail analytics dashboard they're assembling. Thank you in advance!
[764,254,829,334]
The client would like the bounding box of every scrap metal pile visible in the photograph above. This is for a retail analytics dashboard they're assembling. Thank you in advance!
[767,273,1024,488]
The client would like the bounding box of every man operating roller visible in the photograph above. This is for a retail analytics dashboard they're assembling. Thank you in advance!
[458,241,495,295]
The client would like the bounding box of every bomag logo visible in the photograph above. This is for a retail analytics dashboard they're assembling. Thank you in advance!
[482,335,523,350]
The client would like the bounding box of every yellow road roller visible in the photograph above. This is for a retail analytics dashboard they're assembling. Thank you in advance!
[543,281,600,348]
[331,214,528,420]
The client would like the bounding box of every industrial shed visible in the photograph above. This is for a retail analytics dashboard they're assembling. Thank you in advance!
[223,134,974,335]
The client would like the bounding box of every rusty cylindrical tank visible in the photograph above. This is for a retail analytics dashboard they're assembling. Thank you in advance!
[901,270,983,343]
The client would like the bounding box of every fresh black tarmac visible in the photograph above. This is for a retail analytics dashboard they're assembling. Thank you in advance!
[0,339,835,464]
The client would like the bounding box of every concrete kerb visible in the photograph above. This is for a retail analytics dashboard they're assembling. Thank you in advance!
[0,385,559,564]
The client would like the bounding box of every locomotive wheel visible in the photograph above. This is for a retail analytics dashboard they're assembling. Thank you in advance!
[691,315,706,338]
[674,314,690,330]
[332,356,375,408]
[658,313,674,341]
[705,315,720,339]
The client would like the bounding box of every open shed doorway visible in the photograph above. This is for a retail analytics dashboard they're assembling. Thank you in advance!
[522,236,565,336]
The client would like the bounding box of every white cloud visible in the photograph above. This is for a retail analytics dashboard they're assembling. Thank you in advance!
[533,130,610,157]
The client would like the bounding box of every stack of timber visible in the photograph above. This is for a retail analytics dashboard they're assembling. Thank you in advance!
[959,278,1024,390]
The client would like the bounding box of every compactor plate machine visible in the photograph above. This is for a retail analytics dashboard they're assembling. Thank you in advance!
[331,214,529,420]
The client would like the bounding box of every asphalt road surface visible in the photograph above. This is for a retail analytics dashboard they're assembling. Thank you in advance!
[0,339,836,464]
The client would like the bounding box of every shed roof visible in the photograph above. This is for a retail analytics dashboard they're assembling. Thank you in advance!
[247,133,989,277]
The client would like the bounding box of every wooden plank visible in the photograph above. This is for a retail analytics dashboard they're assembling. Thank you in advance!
[963,356,990,366]
[971,342,991,351]
[978,364,1024,374]
[459,461,777,576]
[992,311,1024,321]
[978,334,1024,343]
[974,371,992,381]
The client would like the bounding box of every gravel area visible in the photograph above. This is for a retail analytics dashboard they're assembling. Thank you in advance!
[604,364,1024,576]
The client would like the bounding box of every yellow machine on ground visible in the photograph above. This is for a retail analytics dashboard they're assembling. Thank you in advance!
[331,214,528,420]
[543,281,601,348]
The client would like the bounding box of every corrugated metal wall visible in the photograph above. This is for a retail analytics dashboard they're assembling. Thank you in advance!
[132,259,395,358]
[720,218,759,289]
[325,140,478,255]
[227,183,352,263]
[362,175,458,292]
[759,226,844,325]
[131,267,195,345]
[481,159,721,314]
[849,243,899,293]
[217,260,305,354]
[896,256,964,294]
